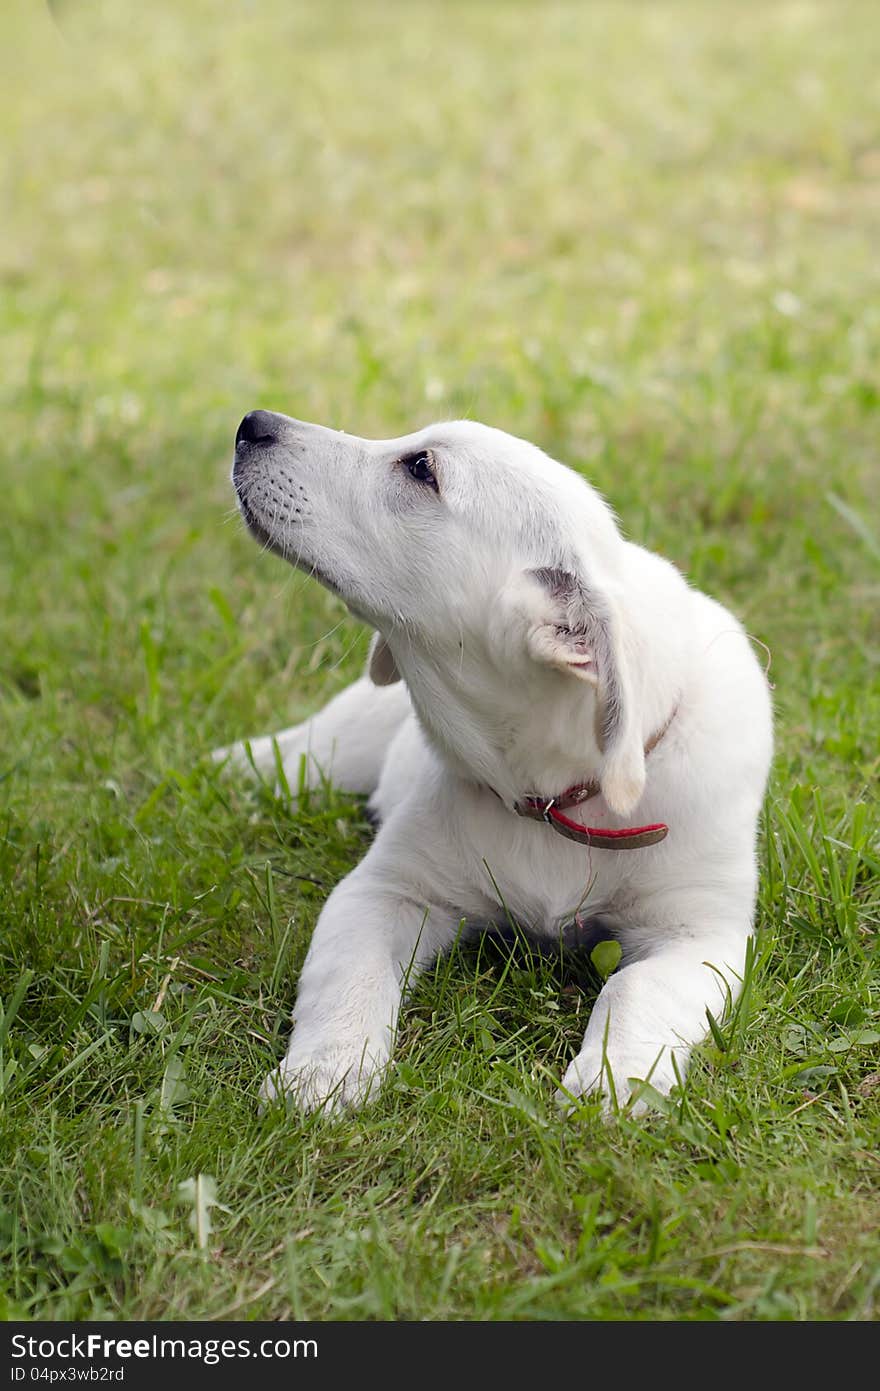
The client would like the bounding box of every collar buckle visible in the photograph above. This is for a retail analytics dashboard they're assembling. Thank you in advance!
[514,796,556,824]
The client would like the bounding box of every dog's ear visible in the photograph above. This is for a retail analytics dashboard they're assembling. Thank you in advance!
[524,567,602,683]
[525,567,646,815]
[367,631,401,686]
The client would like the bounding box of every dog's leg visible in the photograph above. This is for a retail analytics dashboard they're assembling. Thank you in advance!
[557,913,750,1113]
[260,847,461,1113]
[213,676,411,796]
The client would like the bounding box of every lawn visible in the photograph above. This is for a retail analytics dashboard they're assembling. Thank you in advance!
[1,0,878,1321]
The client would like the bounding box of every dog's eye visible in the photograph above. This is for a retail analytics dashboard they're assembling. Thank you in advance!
[401,451,438,492]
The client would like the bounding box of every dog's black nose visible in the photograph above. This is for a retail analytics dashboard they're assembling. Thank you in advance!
[236,410,279,448]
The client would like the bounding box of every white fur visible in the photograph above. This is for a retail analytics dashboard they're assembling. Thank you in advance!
[217,415,773,1115]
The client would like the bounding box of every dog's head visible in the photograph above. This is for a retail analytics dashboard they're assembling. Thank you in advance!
[232,412,647,812]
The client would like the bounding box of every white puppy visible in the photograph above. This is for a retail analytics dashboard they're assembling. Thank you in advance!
[220,411,773,1115]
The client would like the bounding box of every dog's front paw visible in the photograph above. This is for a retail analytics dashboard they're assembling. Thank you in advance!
[210,733,306,791]
[259,1033,391,1115]
[555,1043,682,1117]
[210,739,254,772]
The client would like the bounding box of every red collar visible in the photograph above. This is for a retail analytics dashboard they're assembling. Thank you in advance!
[513,789,668,850]
[509,707,677,852]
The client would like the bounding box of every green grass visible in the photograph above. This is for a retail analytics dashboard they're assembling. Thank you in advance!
[1,0,878,1321]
